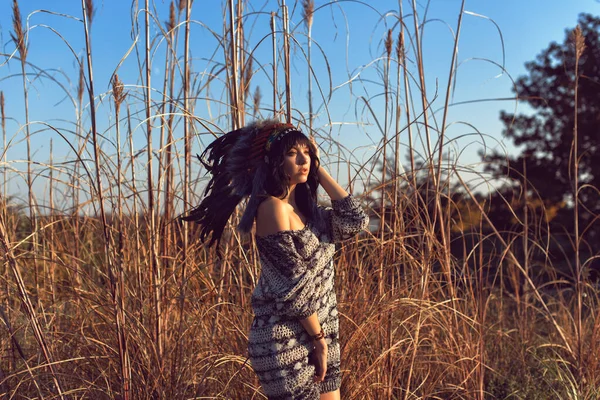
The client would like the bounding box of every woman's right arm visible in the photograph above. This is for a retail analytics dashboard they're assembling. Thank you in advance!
[299,313,328,382]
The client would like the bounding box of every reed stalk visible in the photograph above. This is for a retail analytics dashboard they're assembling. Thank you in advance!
[1,91,5,223]
[522,156,530,336]
[73,56,85,288]
[228,0,240,128]
[0,91,7,382]
[112,74,131,400]
[237,0,246,126]
[12,0,39,299]
[127,106,143,298]
[143,0,163,373]
[156,5,172,267]
[393,32,401,238]
[477,213,485,400]
[282,4,292,123]
[271,12,278,117]
[164,1,181,284]
[48,140,56,307]
[571,25,585,393]
[399,6,416,193]
[175,0,193,393]
[303,0,314,132]
[162,3,177,388]
[382,28,393,399]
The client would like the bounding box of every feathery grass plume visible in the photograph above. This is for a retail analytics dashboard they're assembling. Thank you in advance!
[77,56,85,105]
[303,0,314,29]
[385,28,393,57]
[85,0,94,26]
[178,0,187,12]
[167,1,176,31]
[112,74,126,112]
[244,56,253,102]
[11,0,27,62]
[0,92,4,136]
[253,86,261,117]
[572,25,586,59]
[396,30,404,64]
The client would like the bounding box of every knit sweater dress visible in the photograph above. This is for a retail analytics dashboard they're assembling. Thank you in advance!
[248,195,369,399]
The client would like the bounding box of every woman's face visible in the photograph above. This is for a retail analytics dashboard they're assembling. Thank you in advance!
[283,143,311,185]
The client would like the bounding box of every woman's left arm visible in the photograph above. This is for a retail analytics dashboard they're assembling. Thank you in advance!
[317,167,348,201]
[311,138,369,241]
[311,136,347,201]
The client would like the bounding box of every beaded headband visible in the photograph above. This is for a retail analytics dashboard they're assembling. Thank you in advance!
[265,123,296,152]
[248,122,298,164]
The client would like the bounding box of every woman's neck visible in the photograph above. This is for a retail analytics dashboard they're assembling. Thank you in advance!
[282,184,297,207]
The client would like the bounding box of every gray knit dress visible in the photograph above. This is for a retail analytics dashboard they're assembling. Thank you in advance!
[248,195,369,399]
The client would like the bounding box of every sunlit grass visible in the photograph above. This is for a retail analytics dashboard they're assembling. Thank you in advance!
[0,1,598,399]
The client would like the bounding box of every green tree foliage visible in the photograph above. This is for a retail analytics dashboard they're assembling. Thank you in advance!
[484,14,600,232]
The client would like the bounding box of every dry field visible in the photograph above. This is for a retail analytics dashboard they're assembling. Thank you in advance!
[1,1,598,399]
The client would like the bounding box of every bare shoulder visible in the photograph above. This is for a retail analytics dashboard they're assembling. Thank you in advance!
[256,197,291,236]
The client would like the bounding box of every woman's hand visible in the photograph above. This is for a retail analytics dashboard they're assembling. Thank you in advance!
[311,338,328,383]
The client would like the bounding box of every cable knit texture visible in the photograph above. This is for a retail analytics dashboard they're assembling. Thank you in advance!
[248,195,369,399]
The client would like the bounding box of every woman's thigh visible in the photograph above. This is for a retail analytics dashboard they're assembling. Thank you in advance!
[320,388,340,400]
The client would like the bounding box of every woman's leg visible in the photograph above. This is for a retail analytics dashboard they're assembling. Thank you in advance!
[320,389,340,400]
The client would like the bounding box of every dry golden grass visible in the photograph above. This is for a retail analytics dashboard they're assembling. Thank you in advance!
[0,1,599,399]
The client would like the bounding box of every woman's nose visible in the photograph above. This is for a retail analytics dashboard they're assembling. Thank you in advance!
[298,154,308,164]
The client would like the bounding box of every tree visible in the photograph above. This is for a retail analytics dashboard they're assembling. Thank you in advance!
[484,14,600,234]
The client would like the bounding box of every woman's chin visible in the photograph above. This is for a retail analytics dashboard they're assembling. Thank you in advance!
[290,175,309,185]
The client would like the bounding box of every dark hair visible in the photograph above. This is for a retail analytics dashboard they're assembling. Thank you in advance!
[263,129,320,223]
[181,120,320,249]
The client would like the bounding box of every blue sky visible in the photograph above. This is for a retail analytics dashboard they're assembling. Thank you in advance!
[1,0,600,205]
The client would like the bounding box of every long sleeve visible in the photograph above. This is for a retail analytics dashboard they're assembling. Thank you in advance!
[318,194,369,243]
[253,230,336,319]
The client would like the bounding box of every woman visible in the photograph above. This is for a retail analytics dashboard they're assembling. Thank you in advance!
[184,120,369,399]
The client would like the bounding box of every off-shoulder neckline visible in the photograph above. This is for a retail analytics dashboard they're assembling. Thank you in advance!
[255,221,312,240]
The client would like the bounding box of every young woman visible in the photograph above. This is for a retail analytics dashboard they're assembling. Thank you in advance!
[184,120,369,399]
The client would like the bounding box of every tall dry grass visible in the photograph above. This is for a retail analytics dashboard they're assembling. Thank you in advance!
[0,1,599,399]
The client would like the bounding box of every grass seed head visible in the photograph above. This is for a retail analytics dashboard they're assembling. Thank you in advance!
[396,30,404,61]
[77,57,85,105]
[303,0,314,30]
[112,74,126,112]
[385,29,393,58]
[167,1,176,32]
[85,0,94,26]
[11,0,27,63]
[244,56,253,101]
[571,25,586,60]
[253,86,261,117]
[0,91,5,133]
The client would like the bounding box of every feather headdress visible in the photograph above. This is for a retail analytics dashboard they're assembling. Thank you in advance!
[181,120,300,248]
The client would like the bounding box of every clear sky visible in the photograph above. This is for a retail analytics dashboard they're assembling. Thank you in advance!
[1,0,600,205]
